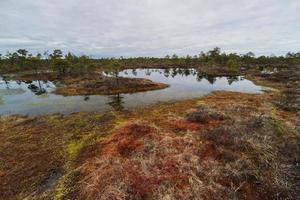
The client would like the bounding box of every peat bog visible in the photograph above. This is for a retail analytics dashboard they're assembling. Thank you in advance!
[0,50,299,200]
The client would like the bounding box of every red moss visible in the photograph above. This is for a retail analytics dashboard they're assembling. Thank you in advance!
[198,143,221,161]
[80,123,202,199]
[171,120,202,132]
[123,160,189,198]
[101,123,157,156]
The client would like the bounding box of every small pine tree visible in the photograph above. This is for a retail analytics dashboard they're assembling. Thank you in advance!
[108,60,122,87]
[227,58,238,72]
[52,59,70,75]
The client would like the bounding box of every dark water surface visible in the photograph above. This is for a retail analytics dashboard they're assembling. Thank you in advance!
[0,68,265,116]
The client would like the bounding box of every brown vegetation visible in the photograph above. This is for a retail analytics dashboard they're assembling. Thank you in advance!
[77,91,299,200]
[0,69,299,199]
[250,67,300,113]
[0,112,118,199]
[55,76,168,96]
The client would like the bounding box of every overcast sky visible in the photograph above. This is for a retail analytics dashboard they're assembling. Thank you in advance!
[0,0,299,57]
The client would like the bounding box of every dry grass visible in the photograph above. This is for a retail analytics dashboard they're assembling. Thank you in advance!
[0,112,118,200]
[78,92,299,200]
[0,89,299,199]
[80,123,205,200]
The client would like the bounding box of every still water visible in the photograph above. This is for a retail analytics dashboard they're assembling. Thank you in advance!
[0,68,265,116]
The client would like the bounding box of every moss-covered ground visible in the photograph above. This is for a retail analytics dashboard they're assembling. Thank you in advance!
[0,69,299,199]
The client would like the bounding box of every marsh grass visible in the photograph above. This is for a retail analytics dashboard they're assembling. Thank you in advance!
[0,90,298,200]
[78,92,299,199]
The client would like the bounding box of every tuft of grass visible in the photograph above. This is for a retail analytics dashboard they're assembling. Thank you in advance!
[269,119,285,136]
[186,105,226,123]
[252,114,285,136]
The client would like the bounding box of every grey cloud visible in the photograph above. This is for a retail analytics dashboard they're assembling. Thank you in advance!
[0,0,299,57]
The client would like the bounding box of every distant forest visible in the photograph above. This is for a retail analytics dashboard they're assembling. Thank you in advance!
[0,47,299,74]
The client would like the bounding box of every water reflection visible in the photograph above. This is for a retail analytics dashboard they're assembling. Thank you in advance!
[164,69,170,77]
[227,76,240,85]
[1,77,10,89]
[107,93,124,111]
[84,96,90,101]
[145,69,151,76]
[28,80,47,96]
[0,68,264,116]
[132,69,137,76]
[129,68,241,85]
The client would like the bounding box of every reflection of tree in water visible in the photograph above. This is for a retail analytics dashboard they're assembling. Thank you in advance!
[205,75,217,84]
[183,69,191,77]
[84,96,90,101]
[164,69,170,77]
[42,80,52,88]
[177,68,183,76]
[107,93,124,111]
[227,76,239,85]
[132,69,137,76]
[2,77,10,89]
[157,68,197,78]
[103,71,110,76]
[196,73,217,84]
[25,80,32,84]
[28,80,46,95]
[145,69,151,76]
[192,69,197,76]
[196,73,204,82]
[171,68,178,77]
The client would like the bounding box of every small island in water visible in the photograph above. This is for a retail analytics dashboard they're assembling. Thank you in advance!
[10,72,169,96]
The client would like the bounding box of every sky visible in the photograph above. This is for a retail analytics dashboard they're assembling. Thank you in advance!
[0,0,300,57]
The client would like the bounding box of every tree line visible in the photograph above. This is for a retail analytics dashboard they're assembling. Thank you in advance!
[0,47,299,74]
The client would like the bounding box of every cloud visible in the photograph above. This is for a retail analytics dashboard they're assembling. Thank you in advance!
[0,0,299,57]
